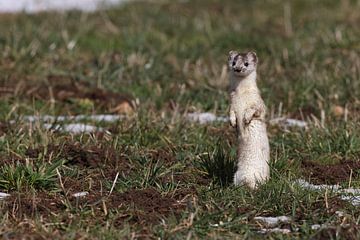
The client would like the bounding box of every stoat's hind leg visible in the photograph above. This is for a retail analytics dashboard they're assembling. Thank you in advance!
[233,171,257,189]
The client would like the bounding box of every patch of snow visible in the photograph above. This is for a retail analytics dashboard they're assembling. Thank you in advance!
[11,114,125,134]
[340,195,360,206]
[269,117,308,128]
[335,211,345,217]
[209,221,224,227]
[311,224,323,230]
[186,112,228,124]
[0,192,10,200]
[21,114,125,123]
[75,114,125,122]
[0,0,126,13]
[341,188,360,195]
[258,228,292,234]
[67,40,77,50]
[295,179,360,206]
[209,223,220,227]
[254,216,291,227]
[311,223,350,231]
[44,123,103,134]
[295,179,340,191]
[72,191,89,198]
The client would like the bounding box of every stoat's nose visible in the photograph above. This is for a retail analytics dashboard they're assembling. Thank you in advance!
[234,67,242,72]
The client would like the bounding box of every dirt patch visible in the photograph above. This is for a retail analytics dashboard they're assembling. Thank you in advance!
[302,160,360,185]
[0,153,25,165]
[293,196,348,222]
[1,75,135,113]
[1,231,49,240]
[312,224,360,240]
[25,143,133,173]
[160,171,210,186]
[313,197,348,215]
[148,149,177,166]
[171,186,198,200]
[289,106,318,119]
[208,125,236,147]
[3,192,65,218]
[113,188,186,226]
[0,122,9,136]
[2,187,188,229]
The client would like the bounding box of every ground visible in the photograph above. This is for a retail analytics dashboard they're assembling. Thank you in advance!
[0,0,360,239]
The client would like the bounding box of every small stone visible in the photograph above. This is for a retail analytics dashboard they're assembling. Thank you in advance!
[72,192,89,198]
[332,105,344,117]
[111,101,134,115]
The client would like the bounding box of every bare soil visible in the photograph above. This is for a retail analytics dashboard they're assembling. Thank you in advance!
[25,143,133,173]
[312,224,360,240]
[3,192,65,218]
[3,186,188,225]
[2,142,196,228]
[302,160,360,185]
[289,106,318,120]
[0,75,134,112]
[0,122,8,136]
[113,188,187,226]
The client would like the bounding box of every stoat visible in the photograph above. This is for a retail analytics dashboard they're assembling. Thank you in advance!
[228,51,270,189]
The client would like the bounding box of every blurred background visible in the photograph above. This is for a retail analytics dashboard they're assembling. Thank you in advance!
[0,1,360,239]
[0,0,125,13]
[0,0,359,117]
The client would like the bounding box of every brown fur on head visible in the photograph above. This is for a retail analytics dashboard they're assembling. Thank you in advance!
[228,51,258,77]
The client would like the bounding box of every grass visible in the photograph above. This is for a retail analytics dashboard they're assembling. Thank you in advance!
[0,159,64,191]
[0,0,360,239]
[199,141,237,187]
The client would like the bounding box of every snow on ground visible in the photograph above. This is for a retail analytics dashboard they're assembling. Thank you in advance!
[13,114,125,134]
[269,117,308,129]
[0,0,127,13]
[253,216,291,227]
[340,195,360,206]
[0,192,11,200]
[258,228,292,234]
[186,112,229,124]
[43,123,105,134]
[12,112,309,134]
[72,192,89,198]
[21,114,125,123]
[186,112,308,128]
[295,179,360,206]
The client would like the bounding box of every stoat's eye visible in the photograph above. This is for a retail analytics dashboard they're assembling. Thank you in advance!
[232,61,236,66]
[244,62,249,67]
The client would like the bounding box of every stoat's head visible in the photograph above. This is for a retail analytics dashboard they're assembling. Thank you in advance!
[228,51,258,77]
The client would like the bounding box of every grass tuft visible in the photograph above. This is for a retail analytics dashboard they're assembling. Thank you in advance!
[199,141,237,187]
[0,160,64,191]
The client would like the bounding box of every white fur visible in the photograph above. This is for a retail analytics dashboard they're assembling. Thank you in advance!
[229,71,270,189]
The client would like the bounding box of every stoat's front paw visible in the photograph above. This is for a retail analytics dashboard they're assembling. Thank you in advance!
[243,107,261,125]
[229,110,237,127]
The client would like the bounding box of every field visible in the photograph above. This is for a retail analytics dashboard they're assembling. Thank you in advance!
[0,0,360,239]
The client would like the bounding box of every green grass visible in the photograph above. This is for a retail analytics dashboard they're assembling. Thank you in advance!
[199,141,237,187]
[0,159,64,191]
[0,0,360,239]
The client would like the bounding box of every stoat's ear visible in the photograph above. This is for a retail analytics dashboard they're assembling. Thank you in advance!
[246,51,258,65]
[228,50,238,62]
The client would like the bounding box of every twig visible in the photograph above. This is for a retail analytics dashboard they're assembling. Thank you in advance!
[56,169,72,208]
[109,172,119,196]
[348,169,353,188]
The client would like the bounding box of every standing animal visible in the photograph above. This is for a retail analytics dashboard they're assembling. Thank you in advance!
[228,51,270,189]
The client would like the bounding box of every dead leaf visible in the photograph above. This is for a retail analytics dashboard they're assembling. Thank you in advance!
[332,105,344,117]
[110,101,134,115]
